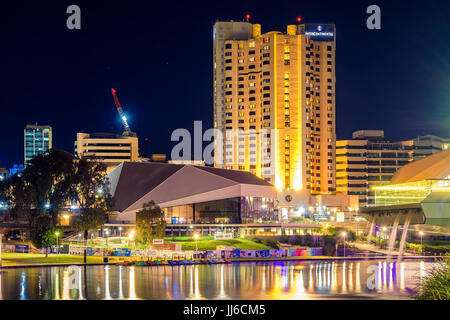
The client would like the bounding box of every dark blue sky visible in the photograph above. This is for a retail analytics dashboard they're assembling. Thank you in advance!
[1,0,449,167]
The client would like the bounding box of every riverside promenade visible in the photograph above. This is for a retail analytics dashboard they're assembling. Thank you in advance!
[0,252,438,269]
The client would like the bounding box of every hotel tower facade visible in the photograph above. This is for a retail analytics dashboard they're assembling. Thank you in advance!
[213,21,336,210]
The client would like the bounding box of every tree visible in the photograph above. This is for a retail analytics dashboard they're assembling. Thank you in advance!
[0,150,114,260]
[70,158,114,263]
[29,215,62,256]
[0,149,75,227]
[0,174,33,225]
[0,149,76,249]
[136,201,166,248]
[44,149,78,223]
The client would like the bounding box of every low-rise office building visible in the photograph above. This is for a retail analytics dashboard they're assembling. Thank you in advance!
[402,135,450,160]
[74,132,139,173]
[336,130,412,207]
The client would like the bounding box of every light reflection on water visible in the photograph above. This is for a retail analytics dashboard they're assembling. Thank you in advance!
[0,259,434,300]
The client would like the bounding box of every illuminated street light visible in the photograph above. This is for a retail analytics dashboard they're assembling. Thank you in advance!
[193,233,199,252]
[55,231,60,256]
[104,229,110,247]
[341,232,347,257]
[419,231,424,254]
[381,227,387,248]
[128,229,136,247]
[0,230,3,267]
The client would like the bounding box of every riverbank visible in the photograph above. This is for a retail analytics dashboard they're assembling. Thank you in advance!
[229,255,439,263]
[0,258,432,300]
[0,253,105,267]
[1,252,442,269]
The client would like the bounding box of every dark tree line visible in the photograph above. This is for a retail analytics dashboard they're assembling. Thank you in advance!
[0,149,114,256]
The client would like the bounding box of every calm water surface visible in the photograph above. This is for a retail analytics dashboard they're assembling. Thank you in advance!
[0,259,433,300]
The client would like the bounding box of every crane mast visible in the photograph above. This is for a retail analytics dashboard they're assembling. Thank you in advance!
[111,88,132,136]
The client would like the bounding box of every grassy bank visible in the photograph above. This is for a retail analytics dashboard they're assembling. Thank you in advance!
[1,253,104,266]
[175,238,273,251]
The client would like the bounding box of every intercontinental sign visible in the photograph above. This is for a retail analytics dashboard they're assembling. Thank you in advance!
[302,24,335,41]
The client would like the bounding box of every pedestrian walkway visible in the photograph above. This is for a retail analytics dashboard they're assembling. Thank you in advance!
[352,241,418,257]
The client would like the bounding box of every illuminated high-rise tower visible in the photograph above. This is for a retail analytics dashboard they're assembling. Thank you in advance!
[213,20,336,209]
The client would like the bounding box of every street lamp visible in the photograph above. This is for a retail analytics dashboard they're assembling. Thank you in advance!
[0,230,3,267]
[55,231,60,256]
[104,229,110,247]
[335,240,338,257]
[419,231,424,254]
[341,232,347,258]
[193,233,199,252]
[129,229,135,247]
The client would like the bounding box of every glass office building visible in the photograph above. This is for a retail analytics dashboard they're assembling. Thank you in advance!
[24,124,52,166]
[164,196,276,225]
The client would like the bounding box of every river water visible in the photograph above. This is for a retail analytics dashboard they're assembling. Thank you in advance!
[0,259,434,300]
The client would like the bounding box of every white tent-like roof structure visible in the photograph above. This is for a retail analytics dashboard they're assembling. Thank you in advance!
[107,162,277,223]
[391,149,450,184]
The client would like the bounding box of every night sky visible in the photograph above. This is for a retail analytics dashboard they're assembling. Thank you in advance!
[1,0,449,167]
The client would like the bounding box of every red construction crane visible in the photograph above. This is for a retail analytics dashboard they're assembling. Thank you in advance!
[111,88,132,136]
